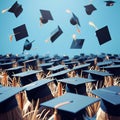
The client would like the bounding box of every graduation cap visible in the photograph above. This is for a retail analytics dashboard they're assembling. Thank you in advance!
[64,61,78,69]
[70,13,80,33]
[46,26,63,43]
[89,21,111,45]
[0,61,16,70]
[66,9,80,33]
[96,26,112,45]
[84,4,97,15]
[104,1,115,6]
[47,65,67,73]
[58,77,95,95]
[40,9,53,24]
[6,66,24,77]
[23,59,37,70]
[91,86,120,116]
[0,86,24,113]
[2,1,23,17]
[46,69,72,80]
[72,63,90,76]
[23,79,54,102]
[113,60,120,65]
[41,92,100,120]
[100,65,120,76]
[10,24,28,41]
[70,13,80,26]
[70,39,84,49]
[39,62,54,72]
[13,70,41,86]
[97,61,113,67]
[23,39,35,53]
[83,70,113,80]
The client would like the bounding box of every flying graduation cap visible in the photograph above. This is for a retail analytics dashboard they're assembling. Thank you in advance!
[2,1,23,17]
[84,4,97,15]
[104,1,115,6]
[45,26,63,43]
[9,24,28,41]
[89,21,111,45]
[23,39,35,53]
[40,9,53,25]
[66,9,80,33]
[70,39,84,49]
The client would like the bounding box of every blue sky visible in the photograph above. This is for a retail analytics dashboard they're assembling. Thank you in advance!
[0,0,120,57]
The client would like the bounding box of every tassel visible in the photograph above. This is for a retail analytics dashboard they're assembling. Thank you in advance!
[54,101,73,120]
[65,9,72,14]
[89,21,98,30]
[76,24,80,33]
[72,34,77,41]
[9,32,20,41]
[1,7,10,13]
[45,37,50,43]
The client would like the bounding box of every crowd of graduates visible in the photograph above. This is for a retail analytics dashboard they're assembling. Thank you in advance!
[0,53,120,120]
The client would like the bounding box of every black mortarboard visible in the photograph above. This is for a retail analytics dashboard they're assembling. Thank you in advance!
[23,79,54,102]
[12,24,28,41]
[70,13,80,26]
[47,65,67,73]
[40,9,53,24]
[83,70,113,80]
[85,58,95,67]
[46,69,71,79]
[41,92,100,120]
[58,77,95,95]
[23,39,35,53]
[23,59,37,70]
[100,65,120,76]
[104,1,115,6]
[113,60,120,65]
[96,26,111,45]
[0,86,24,113]
[97,61,112,67]
[43,57,52,63]
[0,61,16,70]
[6,66,24,77]
[70,39,84,49]
[91,86,120,116]
[84,4,97,15]
[72,63,90,76]
[17,58,27,66]
[13,70,41,86]
[8,1,23,17]
[39,62,54,72]
[64,61,78,69]
[50,26,63,42]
